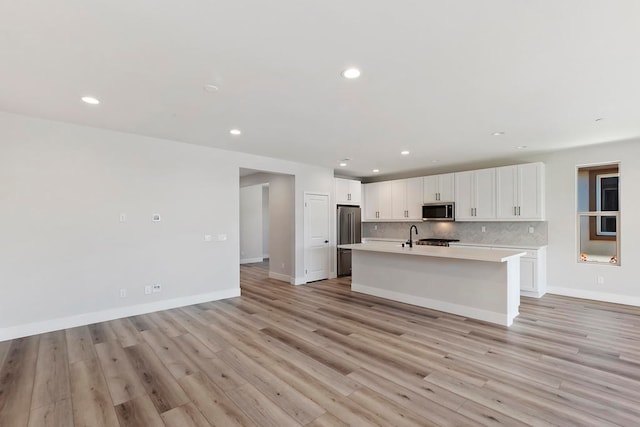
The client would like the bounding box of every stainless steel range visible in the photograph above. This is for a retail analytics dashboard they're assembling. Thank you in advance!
[415,238,460,247]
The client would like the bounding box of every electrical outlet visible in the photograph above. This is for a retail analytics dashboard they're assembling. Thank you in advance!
[152,213,161,222]
[597,276,605,284]
[281,262,285,270]
[481,226,486,233]
[528,226,535,234]
[152,283,162,293]
[119,288,127,298]
[374,225,378,230]
[144,285,152,295]
[119,213,126,223]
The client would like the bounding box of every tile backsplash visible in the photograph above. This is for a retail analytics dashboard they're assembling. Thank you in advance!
[362,221,548,246]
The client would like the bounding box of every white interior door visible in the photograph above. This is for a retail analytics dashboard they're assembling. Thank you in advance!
[304,193,330,282]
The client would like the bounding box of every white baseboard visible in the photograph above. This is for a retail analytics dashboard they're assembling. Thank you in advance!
[0,288,240,342]
[547,286,640,307]
[521,290,546,298]
[263,254,270,259]
[292,276,306,286]
[352,283,515,326]
[268,271,291,283]
[240,257,263,264]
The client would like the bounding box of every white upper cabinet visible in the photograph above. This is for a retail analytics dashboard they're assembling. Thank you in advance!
[391,180,407,219]
[455,169,496,220]
[406,177,423,220]
[454,171,474,221]
[335,178,361,205]
[364,178,421,221]
[365,162,544,222]
[363,183,378,220]
[391,178,423,220]
[496,163,545,220]
[363,181,392,221]
[423,173,455,203]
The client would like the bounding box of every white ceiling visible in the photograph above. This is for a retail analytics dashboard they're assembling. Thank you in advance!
[1,1,639,178]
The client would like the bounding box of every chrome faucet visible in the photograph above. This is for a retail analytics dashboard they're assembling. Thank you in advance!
[408,225,418,248]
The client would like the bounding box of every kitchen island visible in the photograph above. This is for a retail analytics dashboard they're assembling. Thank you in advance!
[338,242,525,326]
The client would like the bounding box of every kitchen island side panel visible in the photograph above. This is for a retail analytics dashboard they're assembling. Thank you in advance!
[351,250,519,326]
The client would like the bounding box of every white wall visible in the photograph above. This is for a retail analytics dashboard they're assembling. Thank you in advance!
[527,139,640,304]
[0,112,334,340]
[239,185,263,263]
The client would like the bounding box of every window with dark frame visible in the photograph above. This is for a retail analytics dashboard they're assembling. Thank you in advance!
[596,173,618,236]
[588,167,619,241]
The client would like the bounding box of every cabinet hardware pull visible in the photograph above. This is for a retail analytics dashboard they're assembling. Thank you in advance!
[514,206,517,216]
[518,206,521,216]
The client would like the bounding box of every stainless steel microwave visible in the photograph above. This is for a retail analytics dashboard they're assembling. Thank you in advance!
[422,203,455,221]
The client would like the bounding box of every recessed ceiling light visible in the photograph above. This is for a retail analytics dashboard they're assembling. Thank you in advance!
[204,84,219,92]
[339,162,347,167]
[517,145,528,149]
[492,131,505,136]
[372,169,380,173]
[81,96,100,105]
[341,68,361,79]
[401,150,410,155]
[229,129,242,136]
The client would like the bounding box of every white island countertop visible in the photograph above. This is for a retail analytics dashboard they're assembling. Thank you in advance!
[339,242,525,263]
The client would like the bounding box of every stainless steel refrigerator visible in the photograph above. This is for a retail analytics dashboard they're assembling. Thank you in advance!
[337,205,362,277]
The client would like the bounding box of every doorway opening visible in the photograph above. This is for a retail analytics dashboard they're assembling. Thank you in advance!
[239,168,295,283]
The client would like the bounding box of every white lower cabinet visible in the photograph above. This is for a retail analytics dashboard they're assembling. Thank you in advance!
[518,248,546,297]
[450,244,547,297]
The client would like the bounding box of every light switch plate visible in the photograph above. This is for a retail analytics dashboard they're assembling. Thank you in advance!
[119,213,126,223]
[152,214,161,222]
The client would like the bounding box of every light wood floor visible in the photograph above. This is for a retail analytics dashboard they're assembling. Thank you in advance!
[2,263,640,426]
